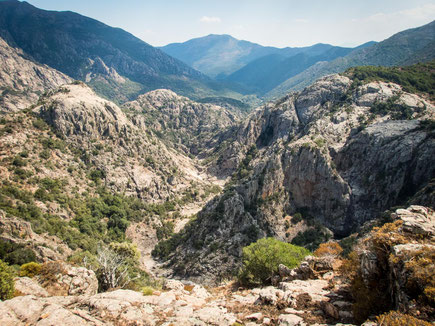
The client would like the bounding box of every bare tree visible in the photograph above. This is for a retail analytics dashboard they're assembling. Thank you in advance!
[96,245,132,290]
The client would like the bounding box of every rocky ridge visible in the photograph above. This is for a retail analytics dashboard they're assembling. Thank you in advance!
[266,20,435,98]
[36,83,217,201]
[123,88,241,155]
[0,81,235,273]
[0,0,242,103]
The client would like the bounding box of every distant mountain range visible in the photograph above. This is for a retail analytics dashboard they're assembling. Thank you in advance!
[162,22,435,99]
[0,0,242,103]
[160,34,364,79]
[266,20,435,98]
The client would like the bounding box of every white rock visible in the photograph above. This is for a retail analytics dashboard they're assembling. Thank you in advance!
[245,312,263,321]
[280,279,329,302]
[263,317,272,325]
[14,277,49,297]
[339,310,354,319]
[195,306,237,326]
[278,313,305,326]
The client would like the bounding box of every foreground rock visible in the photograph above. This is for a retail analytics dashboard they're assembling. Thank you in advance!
[355,205,435,322]
[1,274,356,326]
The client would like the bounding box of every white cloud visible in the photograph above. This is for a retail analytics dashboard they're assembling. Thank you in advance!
[294,19,309,23]
[199,16,221,23]
[335,3,435,46]
[367,3,435,22]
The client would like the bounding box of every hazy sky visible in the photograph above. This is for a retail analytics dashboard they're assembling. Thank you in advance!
[24,0,435,48]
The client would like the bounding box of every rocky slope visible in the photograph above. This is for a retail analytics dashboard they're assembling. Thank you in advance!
[0,36,71,112]
[155,73,435,283]
[0,81,237,276]
[0,247,356,326]
[36,83,204,201]
[123,89,241,155]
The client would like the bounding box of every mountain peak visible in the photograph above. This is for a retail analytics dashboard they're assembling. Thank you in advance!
[0,0,240,102]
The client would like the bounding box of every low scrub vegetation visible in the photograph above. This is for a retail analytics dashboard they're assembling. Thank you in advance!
[345,60,435,101]
[0,239,37,266]
[375,311,432,326]
[314,241,343,257]
[19,262,42,278]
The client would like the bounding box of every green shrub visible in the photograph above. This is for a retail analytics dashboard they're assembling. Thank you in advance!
[291,224,331,251]
[142,286,154,296]
[67,250,99,270]
[238,237,311,286]
[0,259,15,300]
[39,149,51,159]
[12,156,27,167]
[0,239,37,266]
[19,262,42,278]
[291,212,303,224]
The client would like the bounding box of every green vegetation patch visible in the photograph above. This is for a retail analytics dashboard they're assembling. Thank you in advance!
[238,237,310,286]
[345,61,435,101]
[0,259,15,300]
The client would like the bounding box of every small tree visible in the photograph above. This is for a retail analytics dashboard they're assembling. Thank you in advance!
[0,259,15,300]
[238,237,311,286]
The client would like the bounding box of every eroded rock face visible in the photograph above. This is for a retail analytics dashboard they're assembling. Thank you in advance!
[14,262,98,297]
[0,37,71,113]
[0,215,72,262]
[35,83,217,202]
[124,89,240,155]
[357,206,435,319]
[59,263,99,296]
[14,277,49,298]
[392,206,435,238]
[161,75,435,283]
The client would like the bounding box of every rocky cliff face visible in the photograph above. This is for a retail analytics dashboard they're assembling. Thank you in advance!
[352,205,435,322]
[123,89,240,155]
[156,74,435,283]
[0,37,71,112]
[36,83,213,201]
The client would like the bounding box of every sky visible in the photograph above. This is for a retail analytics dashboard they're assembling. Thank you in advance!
[24,0,435,48]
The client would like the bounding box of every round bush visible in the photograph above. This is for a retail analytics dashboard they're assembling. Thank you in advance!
[19,262,42,278]
[314,242,343,257]
[0,259,15,300]
[238,237,311,286]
